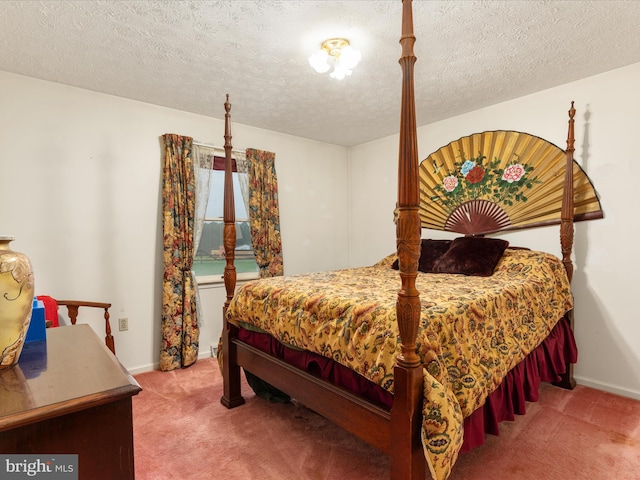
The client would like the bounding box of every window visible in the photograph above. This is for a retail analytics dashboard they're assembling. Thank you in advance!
[193,154,259,283]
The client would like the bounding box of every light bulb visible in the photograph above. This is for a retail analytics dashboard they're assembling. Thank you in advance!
[308,50,330,73]
[338,45,361,70]
[330,63,348,80]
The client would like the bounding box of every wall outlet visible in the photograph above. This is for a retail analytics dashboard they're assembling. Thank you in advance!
[210,345,217,357]
[118,317,128,331]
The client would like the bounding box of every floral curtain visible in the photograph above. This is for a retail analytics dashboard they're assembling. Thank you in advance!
[160,134,199,371]
[246,148,283,278]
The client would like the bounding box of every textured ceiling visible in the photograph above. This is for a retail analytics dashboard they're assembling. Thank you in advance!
[1,1,640,147]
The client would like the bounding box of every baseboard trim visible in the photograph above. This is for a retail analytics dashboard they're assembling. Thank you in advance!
[574,375,640,400]
[128,363,158,375]
[128,349,213,376]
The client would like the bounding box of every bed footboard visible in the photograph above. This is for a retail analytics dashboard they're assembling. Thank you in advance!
[234,338,392,452]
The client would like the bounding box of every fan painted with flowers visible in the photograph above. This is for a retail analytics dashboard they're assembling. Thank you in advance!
[418,130,603,235]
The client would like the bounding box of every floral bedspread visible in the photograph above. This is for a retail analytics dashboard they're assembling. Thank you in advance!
[225,248,573,480]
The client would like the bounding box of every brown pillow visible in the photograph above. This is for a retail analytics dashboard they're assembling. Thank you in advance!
[432,237,509,277]
[391,239,452,273]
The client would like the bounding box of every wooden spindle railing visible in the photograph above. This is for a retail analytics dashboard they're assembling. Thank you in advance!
[56,300,114,354]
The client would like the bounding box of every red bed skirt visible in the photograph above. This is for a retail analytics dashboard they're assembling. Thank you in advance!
[237,314,577,452]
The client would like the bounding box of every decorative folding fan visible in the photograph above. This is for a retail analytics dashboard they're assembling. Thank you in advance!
[419,131,603,235]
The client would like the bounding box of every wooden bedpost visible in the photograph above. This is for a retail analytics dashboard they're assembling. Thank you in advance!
[561,101,576,283]
[222,94,237,312]
[220,94,245,408]
[390,1,426,479]
[555,101,577,390]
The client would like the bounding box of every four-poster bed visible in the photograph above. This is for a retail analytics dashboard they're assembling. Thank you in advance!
[218,1,602,479]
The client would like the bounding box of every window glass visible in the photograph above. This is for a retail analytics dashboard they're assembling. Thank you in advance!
[194,170,259,280]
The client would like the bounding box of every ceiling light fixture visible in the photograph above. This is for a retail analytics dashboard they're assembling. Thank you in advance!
[308,38,361,80]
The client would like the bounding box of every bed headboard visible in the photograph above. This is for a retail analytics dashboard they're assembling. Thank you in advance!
[417,111,603,236]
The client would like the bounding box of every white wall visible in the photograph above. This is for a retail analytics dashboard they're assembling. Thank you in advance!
[0,71,350,373]
[349,62,640,399]
[3,62,639,400]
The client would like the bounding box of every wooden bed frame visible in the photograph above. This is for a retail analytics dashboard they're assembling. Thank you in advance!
[219,1,584,478]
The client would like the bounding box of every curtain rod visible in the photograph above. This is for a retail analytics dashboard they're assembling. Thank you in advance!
[193,140,245,156]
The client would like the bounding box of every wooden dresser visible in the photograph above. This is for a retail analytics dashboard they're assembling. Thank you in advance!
[0,324,141,479]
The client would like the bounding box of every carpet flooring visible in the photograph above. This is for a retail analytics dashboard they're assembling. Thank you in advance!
[132,357,640,480]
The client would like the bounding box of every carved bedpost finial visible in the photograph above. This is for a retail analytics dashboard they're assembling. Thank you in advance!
[560,101,575,283]
[566,101,576,153]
